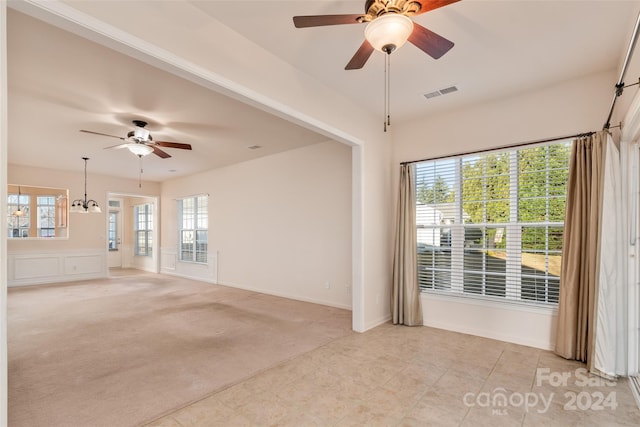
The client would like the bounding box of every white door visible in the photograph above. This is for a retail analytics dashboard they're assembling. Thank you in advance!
[108,208,122,268]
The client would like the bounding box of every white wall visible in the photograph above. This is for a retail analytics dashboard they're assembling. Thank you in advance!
[0,2,8,423]
[392,70,616,349]
[161,141,353,309]
[7,164,160,285]
[611,13,640,135]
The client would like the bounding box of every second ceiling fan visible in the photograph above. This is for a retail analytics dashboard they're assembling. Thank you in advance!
[80,120,192,158]
[293,0,460,69]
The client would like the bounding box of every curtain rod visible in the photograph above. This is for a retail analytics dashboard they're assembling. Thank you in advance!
[604,9,640,129]
[400,131,594,166]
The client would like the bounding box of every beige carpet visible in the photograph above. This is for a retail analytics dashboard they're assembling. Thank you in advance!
[8,273,352,427]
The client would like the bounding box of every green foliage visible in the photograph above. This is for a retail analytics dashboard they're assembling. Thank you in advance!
[518,144,570,221]
[416,142,571,253]
[462,152,510,223]
[417,175,455,204]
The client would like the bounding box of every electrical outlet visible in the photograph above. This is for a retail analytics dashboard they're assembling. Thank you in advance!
[345,284,351,294]
[324,281,330,289]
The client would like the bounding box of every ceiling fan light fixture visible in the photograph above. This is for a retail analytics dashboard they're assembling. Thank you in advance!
[365,13,414,53]
[127,143,154,157]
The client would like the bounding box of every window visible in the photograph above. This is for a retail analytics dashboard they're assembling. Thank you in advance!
[134,204,153,256]
[37,196,56,237]
[415,141,571,305]
[108,212,118,250]
[178,195,208,263]
[7,193,30,238]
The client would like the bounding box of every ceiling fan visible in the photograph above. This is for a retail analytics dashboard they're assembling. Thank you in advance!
[80,120,192,158]
[293,0,460,70]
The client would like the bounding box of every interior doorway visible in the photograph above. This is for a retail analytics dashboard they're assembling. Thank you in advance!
[106,193,159,276]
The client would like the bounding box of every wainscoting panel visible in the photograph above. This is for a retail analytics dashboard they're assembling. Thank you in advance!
[63,254,102,275]
[160,247,217,284]
[8,249,107,287]
[14,255,60,280]
[160,247,176,271]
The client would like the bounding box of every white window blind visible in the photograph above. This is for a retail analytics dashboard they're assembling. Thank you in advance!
[415,141,571,305]
[178,195,208,263]
[134,204,153,256]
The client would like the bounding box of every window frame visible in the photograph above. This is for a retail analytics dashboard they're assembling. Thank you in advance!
[108,211,118,251]
[177,195,208,264]
[414,140,571,307]
[134,203,153,257]
[7,192,31,238]
[36,195,56,237]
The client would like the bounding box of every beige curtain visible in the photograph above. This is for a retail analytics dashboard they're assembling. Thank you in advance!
[392,164,423,326]
[555,131,607,368]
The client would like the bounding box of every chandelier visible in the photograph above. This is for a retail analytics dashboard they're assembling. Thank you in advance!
[70,157,102,213]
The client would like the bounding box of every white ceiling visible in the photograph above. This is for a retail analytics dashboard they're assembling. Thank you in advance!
[205,0,639,122]
[7,0,640,182]
[7,8,329,182]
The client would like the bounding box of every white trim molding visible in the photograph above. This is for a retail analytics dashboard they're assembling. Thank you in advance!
[7,249,107,287]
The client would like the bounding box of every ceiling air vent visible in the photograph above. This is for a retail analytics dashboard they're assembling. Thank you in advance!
[247,145,262,150]
[423,85,458,100]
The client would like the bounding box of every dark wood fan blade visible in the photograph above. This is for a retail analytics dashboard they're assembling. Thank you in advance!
[80,129,124,140]
[408,22,454,59]
[103,143,129,150]
[413,0,461,16]
[293,14,364,28]
[155,141,192,150]
[345,40,375,70]
[152,145,171,158]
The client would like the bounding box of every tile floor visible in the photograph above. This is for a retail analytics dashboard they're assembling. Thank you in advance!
[146,323,640,426]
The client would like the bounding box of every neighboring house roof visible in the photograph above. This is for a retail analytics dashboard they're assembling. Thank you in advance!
[417,203,470,225]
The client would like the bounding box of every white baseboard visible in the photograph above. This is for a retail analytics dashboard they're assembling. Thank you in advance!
[160,269,217,284]
[217,280,352,311]
[364,313,392,331]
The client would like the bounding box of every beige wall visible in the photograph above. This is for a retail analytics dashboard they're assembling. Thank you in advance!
[161,141,353,309]
[391,70,617,349]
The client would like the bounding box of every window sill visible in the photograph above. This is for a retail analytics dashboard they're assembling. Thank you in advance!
[178,260,208,266]
[421,290,558,315]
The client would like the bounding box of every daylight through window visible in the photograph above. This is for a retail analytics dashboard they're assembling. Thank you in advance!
[178,195,208,264]
[134,204,153,256]
[415,140,571,305]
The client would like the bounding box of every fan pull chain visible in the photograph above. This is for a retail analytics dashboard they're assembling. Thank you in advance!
[384,52,392,132]
[138,155,143,188]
